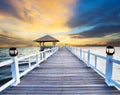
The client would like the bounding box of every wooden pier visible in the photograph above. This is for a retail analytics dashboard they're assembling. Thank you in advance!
[1,47,120,95]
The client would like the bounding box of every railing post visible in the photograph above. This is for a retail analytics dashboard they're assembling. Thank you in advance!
[44,51,47,60]
[36,53,39,66]
[40,52,42,61]
[80,49,82,60]
[52,48,54,55]
[47,50,50,58]
[49,49,51,57]
[71,47,73,53]
[75,48,77,56]
[28,57,31,68]
[95,55,97,69]
[105,55,113,86]
[87,50,90,67]
[52,48,54,53]
[76,48,78,57]
[11,56,20,86]
[75,48,77,55]
[42,52,44,60]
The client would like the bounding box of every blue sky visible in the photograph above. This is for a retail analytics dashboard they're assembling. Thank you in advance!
[67,0,120,45]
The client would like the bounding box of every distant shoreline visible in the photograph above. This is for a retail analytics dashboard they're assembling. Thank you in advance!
[70,45,120,47]
[0,45,120,49]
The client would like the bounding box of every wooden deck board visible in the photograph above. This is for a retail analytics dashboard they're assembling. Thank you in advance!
[1,47,120,95]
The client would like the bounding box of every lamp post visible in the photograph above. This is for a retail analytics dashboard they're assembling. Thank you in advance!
[9,47,20,86]
[105,46,115,86]
[9,47,18,57]
[106,46,115,55]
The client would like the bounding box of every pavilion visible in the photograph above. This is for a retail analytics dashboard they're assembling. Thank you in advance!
[34,35,59,51]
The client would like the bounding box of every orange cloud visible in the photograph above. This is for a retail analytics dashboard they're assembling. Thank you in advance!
[2,0,76,31]
[0,30,35,47]
[0,0,77,47]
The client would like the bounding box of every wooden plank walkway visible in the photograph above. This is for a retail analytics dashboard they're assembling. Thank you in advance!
[1,47,120,95]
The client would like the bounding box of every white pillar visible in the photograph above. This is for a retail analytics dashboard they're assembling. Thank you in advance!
[87,50,90,67]
[36,53,40,66]
[11,56,20,86]
[80,49,82,60]
[105,55,113,86]
[28,57,31,68]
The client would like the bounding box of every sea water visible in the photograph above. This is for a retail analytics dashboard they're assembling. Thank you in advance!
[0,47,40,82]
[0,47,40,62]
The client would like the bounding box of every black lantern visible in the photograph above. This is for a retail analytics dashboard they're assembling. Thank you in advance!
[9,47,18,57]
[106,46,115,55]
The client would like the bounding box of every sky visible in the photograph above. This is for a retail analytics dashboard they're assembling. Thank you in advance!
[0,0,120,47]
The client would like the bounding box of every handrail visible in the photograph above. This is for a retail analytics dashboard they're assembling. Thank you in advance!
[111,59,120,65]
[0,59,13,67]
[90,52,106,59]
[18,53,37,61]
[0,79,15,92]
[0,47,59,92]
[67,46,120,90]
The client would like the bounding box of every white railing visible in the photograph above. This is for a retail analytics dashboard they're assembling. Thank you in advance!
[0,47,58,92]
[67,46,120,90]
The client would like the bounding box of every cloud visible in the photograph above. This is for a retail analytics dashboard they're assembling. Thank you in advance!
[0,30,33,47]
[0,0,120,46]
[0,0,76,24]
[0,0,23,20]
[70,24,120,38]
[106,39,120,45]
[0,0,78,47]
[65,0,120,45]
[0,0,76,34]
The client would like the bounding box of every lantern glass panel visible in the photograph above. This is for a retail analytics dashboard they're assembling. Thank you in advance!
[15,50,18,55]
[10,51,15,55]
[109,48,114,54]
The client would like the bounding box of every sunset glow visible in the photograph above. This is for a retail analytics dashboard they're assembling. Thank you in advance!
[0,0,120,47]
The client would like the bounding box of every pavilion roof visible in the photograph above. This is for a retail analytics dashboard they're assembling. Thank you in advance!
[34,35,59,42]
